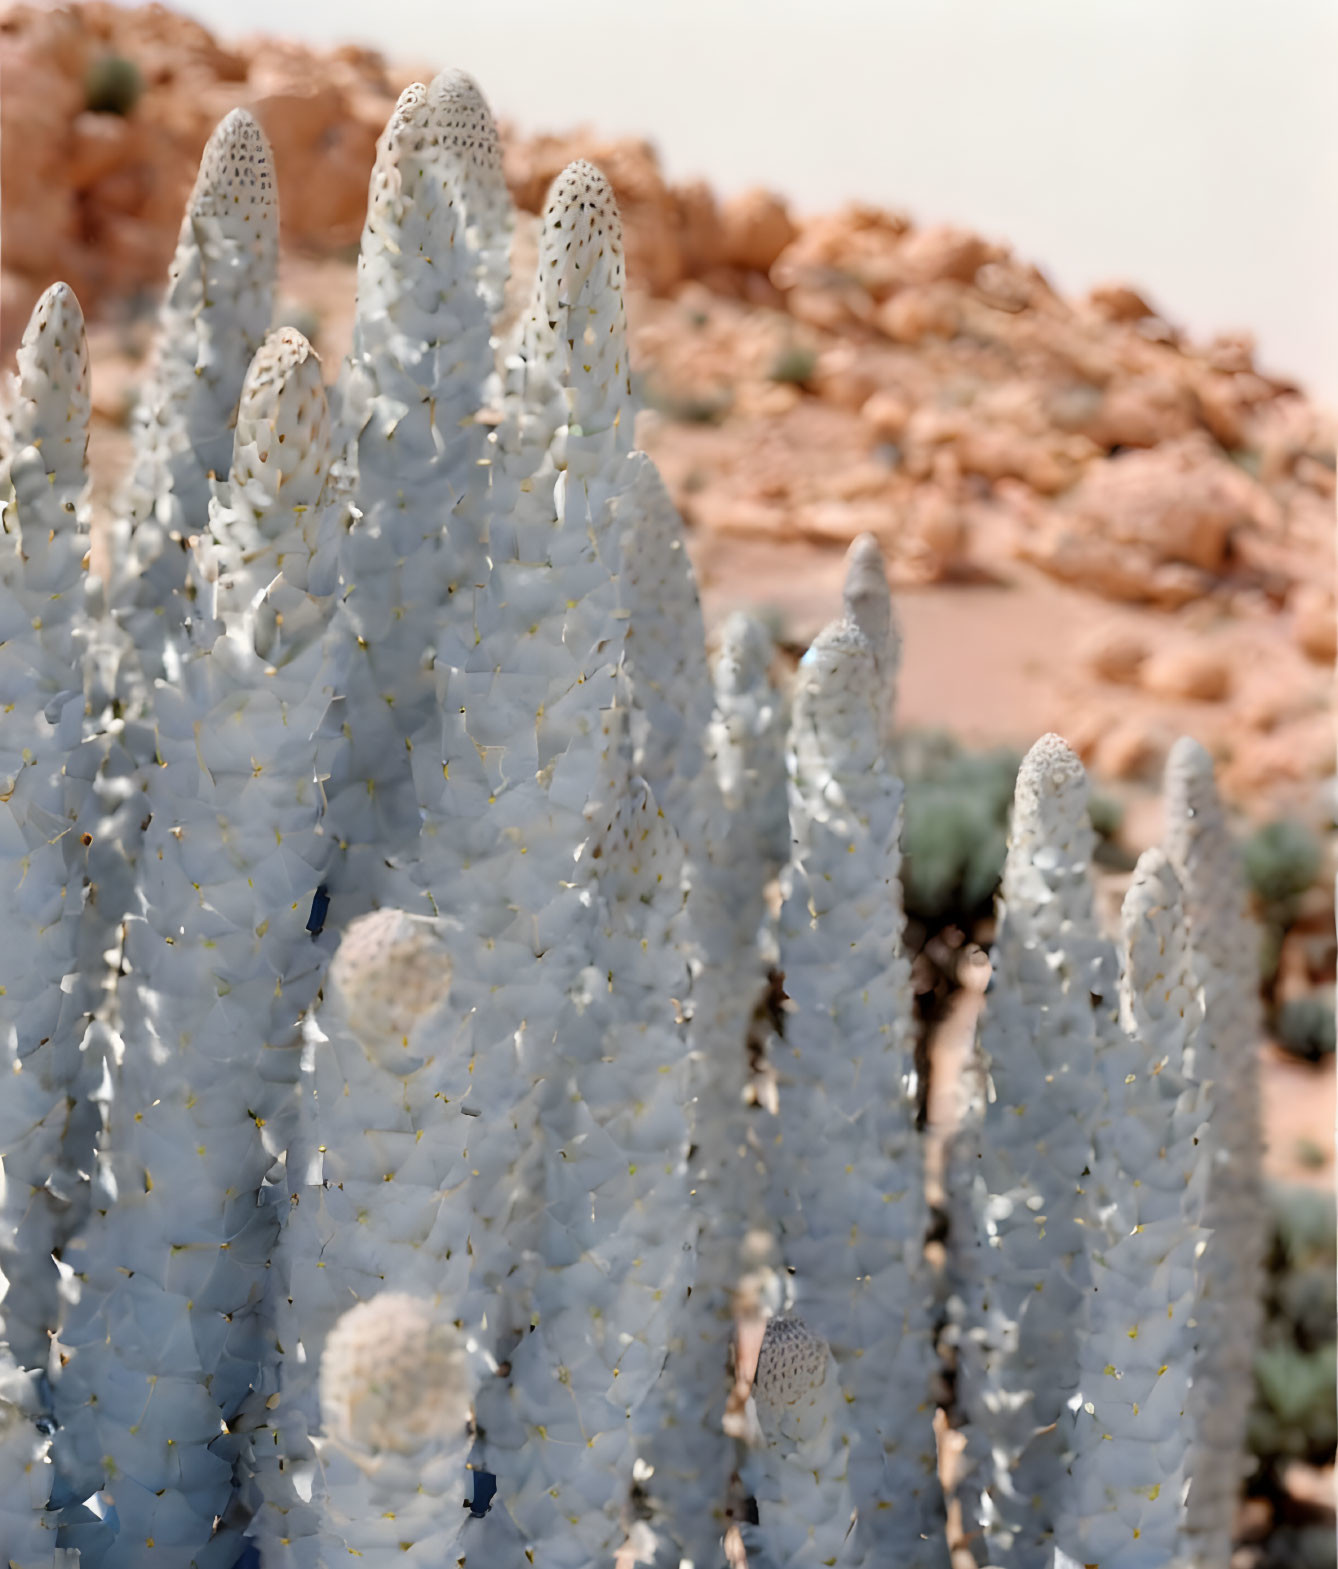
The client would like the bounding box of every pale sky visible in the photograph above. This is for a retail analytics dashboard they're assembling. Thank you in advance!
[176,0,1337,403]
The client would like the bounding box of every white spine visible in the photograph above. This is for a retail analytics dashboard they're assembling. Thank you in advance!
[773,534,948,1564]
[1054,849,1210,1569]
[1163,737,1265,1569]
[310,1293,478,1563]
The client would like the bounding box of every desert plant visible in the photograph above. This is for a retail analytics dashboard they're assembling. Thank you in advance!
[1249,1186,1338,1496]
[1274,993,1337,1062]
[84,53,144,116]
[0,73,1270,1569]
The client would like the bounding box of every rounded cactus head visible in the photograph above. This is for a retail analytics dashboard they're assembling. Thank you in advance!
[12,281,91,492]
[366,83,433,213]
[230,328,331,509]
[752,1315,835,1445]
[328,908,453,1061]
[523,159,630,435]
[189,108,279,250]
[1119,846,1202,1069]
[320,1293,474,1457]
[1007,732,1093,867]
[841,532,895,671]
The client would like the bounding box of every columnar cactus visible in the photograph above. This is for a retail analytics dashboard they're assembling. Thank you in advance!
[328,71,510,909]
[745,1316,861,1568]
[948,735,1110,1566]
[0,60,1272,1569]
[51,328,345,1565]
[772,533,948,1564]
[0,282,105,1376]
[112,110,280,687]
[1053,849,1210,1568]
[1164,738,1267,1569]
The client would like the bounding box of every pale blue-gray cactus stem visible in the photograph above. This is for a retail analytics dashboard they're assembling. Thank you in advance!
[49,331,345,1568]
[744,1315,864,1569]
[0,284,112,1381]
[612,452,713,841]
[486,160,633,565]
[399,166,638,1434]
[949,735,1106,1568]
[630,608,789,1569]
[326,74,511,913]
[109,109,279,697]
[1053,849,1210,1569]
[286,1294,479,1562]
[772,535,948,1566]
[1163,737,1266,1569]
[488,702,693,1569]
[249,907,472,1562]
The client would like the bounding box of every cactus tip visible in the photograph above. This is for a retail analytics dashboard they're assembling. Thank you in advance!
[230,327,330,505]
[1012,732,1089,842]
[194,107,276,202]
[841,531,892,660]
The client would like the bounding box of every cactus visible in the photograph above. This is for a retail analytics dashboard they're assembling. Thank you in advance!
[1164,739,1267,1569]
[111,109,280,692]
[313,1293,478,1558]
[1053,849,1210,1568]
[0,65,1273,1569]
[0,283,106,1383]
[745,1316,861,1567]
[772,534,947,1564]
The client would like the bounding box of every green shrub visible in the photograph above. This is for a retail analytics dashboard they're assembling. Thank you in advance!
[1250,1186,1338,1492]
[897,731,1019,927]
[768,343,817,386]
[1242,818,1323,908]
[84,54,145,117]
[1274,994,1336,1063]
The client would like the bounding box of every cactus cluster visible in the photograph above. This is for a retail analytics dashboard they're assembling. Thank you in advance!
[0,72,1269,1569]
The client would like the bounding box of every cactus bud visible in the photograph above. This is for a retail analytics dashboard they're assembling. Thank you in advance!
[328,908,453,1058]
[230,328,331,509]
[320,1293,474,1457]
[10,281,91,499]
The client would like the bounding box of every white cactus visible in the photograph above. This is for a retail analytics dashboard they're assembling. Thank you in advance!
[0,283,106,1378]
[949,735,1109,1567]
[1054,849,1210,1569]
[772,534,948,1564]
[330,74,510,910]
[50,329,346,1566]
[745,1316,862,1568]
[0,65,1273,1569]
[112,109,280,687]
[1163,738,1266,1569]
[309,1293,478,1563]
